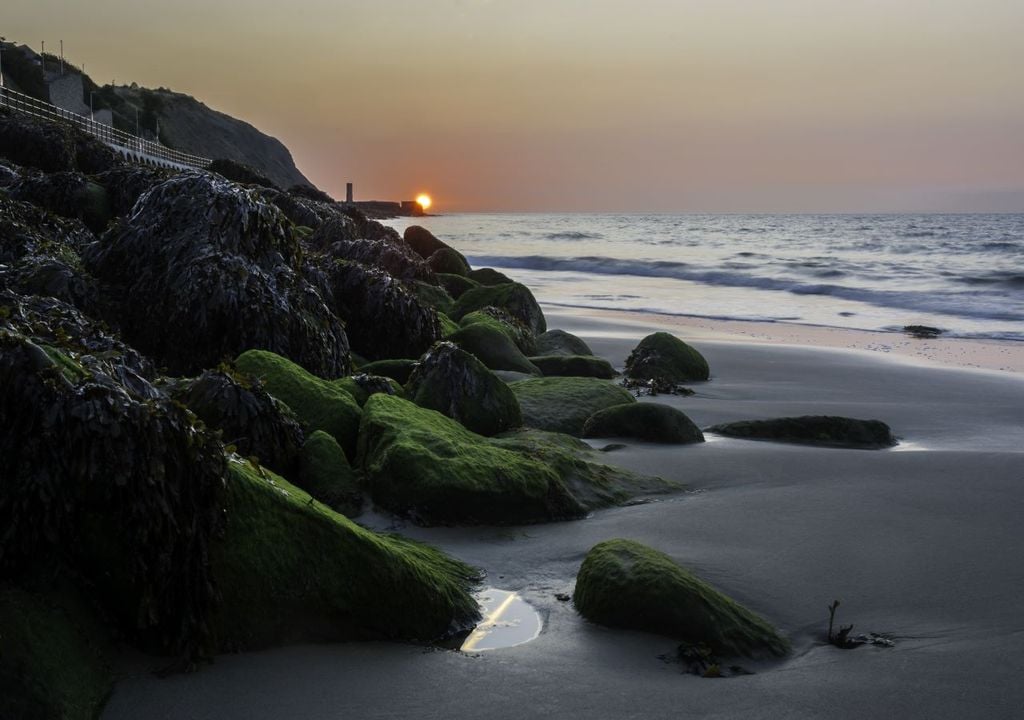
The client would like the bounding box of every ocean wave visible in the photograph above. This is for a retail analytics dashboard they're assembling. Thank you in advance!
[544,231,604,241]
[954,272,1024,288]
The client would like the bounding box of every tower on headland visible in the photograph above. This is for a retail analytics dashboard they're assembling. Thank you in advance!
[345,182,353,204]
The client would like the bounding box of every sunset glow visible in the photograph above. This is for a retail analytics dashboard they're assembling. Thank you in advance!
[416,194,432,210]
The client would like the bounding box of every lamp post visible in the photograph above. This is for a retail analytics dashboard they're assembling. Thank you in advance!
[90,91,95,121]
[0,41,5,88]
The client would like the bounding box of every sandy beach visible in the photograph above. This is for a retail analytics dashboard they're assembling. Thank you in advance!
[102,306,1024,720]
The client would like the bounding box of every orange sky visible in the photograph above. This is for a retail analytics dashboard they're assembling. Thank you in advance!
[6,0,1024,211]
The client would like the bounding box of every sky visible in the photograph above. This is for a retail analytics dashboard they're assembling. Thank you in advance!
[5,0,1024,212]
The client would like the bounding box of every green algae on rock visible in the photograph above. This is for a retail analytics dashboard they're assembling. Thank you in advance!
[410,280,456,315]
[213,459,480,648]
[707,415,897,449]
[530,354,617,379]
[437,312,460,337]
[333,373,403,407]
[297,430,363,516]
[359,358,418,385]
[459,306,537,355]
[535,328,594,357]
[573,539,789,658]
[357,395,670,525]
[405,341,522,436]
[235,349,362,460]
[510,376,635,436]
[436,272,479,299]
[583,403,705,444]
[450,282,547,335]
[427,246,471,277]
[467,267,514,286]
[625,332,710,383]
[449,322,541,375]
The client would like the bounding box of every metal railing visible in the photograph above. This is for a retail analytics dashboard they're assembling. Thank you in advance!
[0,85,210,170]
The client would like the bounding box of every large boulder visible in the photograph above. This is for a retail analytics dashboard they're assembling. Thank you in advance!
[84,173,351,377]
[356,395,671,525]
[624,332,710,383]
[530,355,617,379]
[451,282,547,335]
[707,416,897,449]
[410,281,455,315]
[467,267,514,286]
[0,109,120,174]
[93,166,173,218]
[449,323,540,375]
[427,247,471,276]
[405,342,522,436]
[403,224,450,259]
[9,172,113,234]
[459,307,536,355]
[510,377,635,436]
[333,373,402,407]
[437,272,479,299]
[311,216,435,282]
[583,403,705,444]
[235,350,362,460]
[573,539,789,658]
[208,158,278,189]
[296,430,362,517]
[536,329,593,357]
[359,358,418,385]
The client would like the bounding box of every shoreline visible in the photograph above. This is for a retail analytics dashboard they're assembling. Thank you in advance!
[542,303,1024,374]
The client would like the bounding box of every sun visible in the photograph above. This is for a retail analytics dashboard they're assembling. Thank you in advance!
[416,194,432,210]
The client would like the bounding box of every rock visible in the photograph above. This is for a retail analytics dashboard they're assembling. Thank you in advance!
[903,324,943,339]
[356,394,671,525]
[0,195,95,263]
[0,256,102,317]
[427,247,471,276]
[403,224,449,259]
[333,373,402,407]
[359,359,418,385]
[208,158,278,189]
[405,342,522,436]
[84,173,351,377]
[235,350,362,461]
[451,282,547,335]
[530,354,617,379]
[288,184,335,204]
[258,187,329,229]
[573,539,789,658]
[449,323,540,375]
[536,329,593,357]
[436,272,479,299]
[410,281,455,315]
[0,109,120,174]
[93,166,173,218]
[0,160,20,187]
[296,430,362,516]
[437,312,460,337]
[172,368,305,475]
[467,267,514,286]
[311,259,440,362]
[311,216,434,283]
[510,376,636,436]
[583,403,705,444]
[706,416,897,449]
[10,172,113,233]
[213,459,480,648]
[625,332,710,383]
[459,307,537,355]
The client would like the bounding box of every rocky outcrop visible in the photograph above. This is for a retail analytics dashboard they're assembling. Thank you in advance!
[707,416,897,449]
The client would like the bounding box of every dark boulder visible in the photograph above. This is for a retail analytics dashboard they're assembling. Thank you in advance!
[0,109,120,174]
[296,430,362,516]
[510,376,635,436]
[10,172,113,233]
[0,256,102,317]
[405,341,522,436]
[208,158,278,189]
[451,282,546,335]
[93,166,173,218]
[530,355,616,379]
[467,267,514,286]
[706,416,897,449]
[83,173,351,377]
[449,323,540,375]
[459,306,536,355]
[625,332,709,383]
[360,358,418,385]
[437,272,479,299]
[427,247,471,276]
[583,403,705,444]
[0,195,95,264]
[333,373,402,406]
[403,224,449,259]
[310,216,434,282]
[536,329,593,357]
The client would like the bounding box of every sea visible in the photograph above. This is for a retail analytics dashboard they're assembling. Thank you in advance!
[383,214,1024,342]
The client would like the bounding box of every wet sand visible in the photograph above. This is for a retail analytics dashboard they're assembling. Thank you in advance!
[103,307,1024,720]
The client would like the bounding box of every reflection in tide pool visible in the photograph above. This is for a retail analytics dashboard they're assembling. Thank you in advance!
[460,588,542,652]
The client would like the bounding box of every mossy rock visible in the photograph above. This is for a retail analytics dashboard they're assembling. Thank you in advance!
[459,307,536,355]
[410,280,455,315]
[0,585,113,720]
[360,358,418,385]
[449,323,540,375]
[333,373,403,406]
[573,539,789,658]
[437,272,479,299]
[583,403,705,444]
[403,225,450,259]
[235,350,362,460]
[625,332,710,383]
[357,396,671,525]
[437,312,460,337]
[530,354,617,379]
[427,247,471,276]
[212,459,480,648]
[450,282,547,335]
[405,342,522,436]
[510,376,635,436]
[467,267,514,286]
[535,329,594,357]
[297,430,362,516]
[706,416,897,449]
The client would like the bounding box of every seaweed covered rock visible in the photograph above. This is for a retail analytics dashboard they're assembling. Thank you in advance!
[312,259,441,361]
[451,282,547,335]
[173,368,305,475]
[208,158,278,189]
[84,173,350,377]
[1,110,71,173]
[530,354,617,379]
[573,540,789,658]
[437,272,479,299]
[403,224,450,259]
[296,430,362,516]
[0,297,224,656]
[449,323,540,375]
[0,256,102,317]
[583,403,705,444]
[10,172,113,233]
[411,281,455,315]
[536,329,593,357]
[468,267,514,286]
[93,165,172,218]
[459,306,536,355]
[625,332,710,384]
[427,246,471,276]
[213,459,480,647]
[356,395,670,525]
[0,195,95,263]
[437,312,460,337]
[405,342,522,436]
[706,416,897,449]
[333,373,402,407]
[511,376,635,436]
[359,358,418,384]
[312,216,435,282]
[235,350,362,460]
